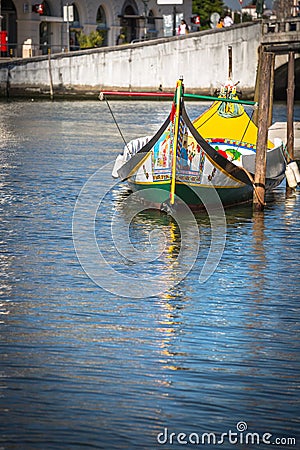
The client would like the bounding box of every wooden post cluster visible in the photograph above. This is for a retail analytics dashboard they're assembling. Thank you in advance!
[253,44,296,209]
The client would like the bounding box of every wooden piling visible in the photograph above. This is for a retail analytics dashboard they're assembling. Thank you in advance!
[228,46,233,79]
[6,67,11,100]
[286,51,295,197]
[253,45,262,126]
[48,50,54,101]
[268,53,275,128]
[253,51,273,212]
[253,46,275,128]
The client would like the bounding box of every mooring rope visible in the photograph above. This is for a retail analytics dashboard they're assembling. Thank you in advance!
[239,165,266,207]
[236,109,255,152]
[99,92,130,152]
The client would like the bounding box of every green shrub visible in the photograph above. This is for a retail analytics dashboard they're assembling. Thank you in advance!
[77,30,104,49]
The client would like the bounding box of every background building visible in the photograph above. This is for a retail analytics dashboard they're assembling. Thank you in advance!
[0,0,193,57]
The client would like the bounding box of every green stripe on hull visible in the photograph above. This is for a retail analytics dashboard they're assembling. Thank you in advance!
[127,181,171,204]
[127,181,253,209]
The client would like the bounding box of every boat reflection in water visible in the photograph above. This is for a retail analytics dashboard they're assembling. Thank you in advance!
[110,182,257,299]
[110,185,193,294]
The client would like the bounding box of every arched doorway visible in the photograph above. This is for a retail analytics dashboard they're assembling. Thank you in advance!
[69,4,81,51]
[274,58,300,101]
[0,0,17,57]
[39,1,51,54]
[96,5,108,46]
[120,1,138,43]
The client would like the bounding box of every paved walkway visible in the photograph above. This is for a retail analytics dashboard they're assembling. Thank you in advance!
[268,122,300,160]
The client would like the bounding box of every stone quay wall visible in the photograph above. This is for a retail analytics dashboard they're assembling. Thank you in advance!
[0,22,262,99]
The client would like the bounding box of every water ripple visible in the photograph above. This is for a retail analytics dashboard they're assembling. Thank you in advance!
[0,101,299,449]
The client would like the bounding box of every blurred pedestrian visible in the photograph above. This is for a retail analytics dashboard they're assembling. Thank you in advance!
[116,32,126,45]
[224,14,233,27]
[216,17,224,28]
[178,19,189,35]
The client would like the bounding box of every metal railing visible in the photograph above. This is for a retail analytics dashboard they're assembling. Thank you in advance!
[0,43,81,59]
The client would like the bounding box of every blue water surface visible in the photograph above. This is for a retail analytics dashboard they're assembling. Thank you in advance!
[0,100,299,449]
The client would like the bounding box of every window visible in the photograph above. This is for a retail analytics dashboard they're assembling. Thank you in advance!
[120,2,138,43]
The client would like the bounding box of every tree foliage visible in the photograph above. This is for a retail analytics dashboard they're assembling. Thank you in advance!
[192,0,225,28]
[77,30,104,49]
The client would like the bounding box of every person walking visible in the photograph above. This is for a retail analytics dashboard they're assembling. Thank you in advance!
[178,19,189,35]
[216,17,224,28]
[224,14,234,27]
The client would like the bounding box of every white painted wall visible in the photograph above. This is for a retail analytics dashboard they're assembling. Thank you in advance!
[0,23,262,96]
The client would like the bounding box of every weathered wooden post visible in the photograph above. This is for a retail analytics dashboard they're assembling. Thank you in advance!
[48,50,54,101]
[253,50,273,212]
[286,51,295,197]
[253,46,275,128]
[253,46,262,126]
[268,53,275,128]
[228,46,233,79]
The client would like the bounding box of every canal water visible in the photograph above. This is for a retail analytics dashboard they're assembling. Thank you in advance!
[0,99,299,449]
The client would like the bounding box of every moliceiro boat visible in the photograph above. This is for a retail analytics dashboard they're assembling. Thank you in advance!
[111,79,286,210]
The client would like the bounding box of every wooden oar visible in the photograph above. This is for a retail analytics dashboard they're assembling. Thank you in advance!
[99,91,173,99]
[183,93,258,106]
[99,90,257,106]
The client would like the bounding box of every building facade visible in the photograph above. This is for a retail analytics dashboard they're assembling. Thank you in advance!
[0,0,193,57]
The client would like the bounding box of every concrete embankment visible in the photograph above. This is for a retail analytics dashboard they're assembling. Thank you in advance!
[0,22,261,100]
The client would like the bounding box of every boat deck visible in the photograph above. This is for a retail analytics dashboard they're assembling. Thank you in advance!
[268,122,300,160]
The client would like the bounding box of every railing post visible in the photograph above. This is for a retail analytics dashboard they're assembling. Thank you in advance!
[262,22,267,34]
